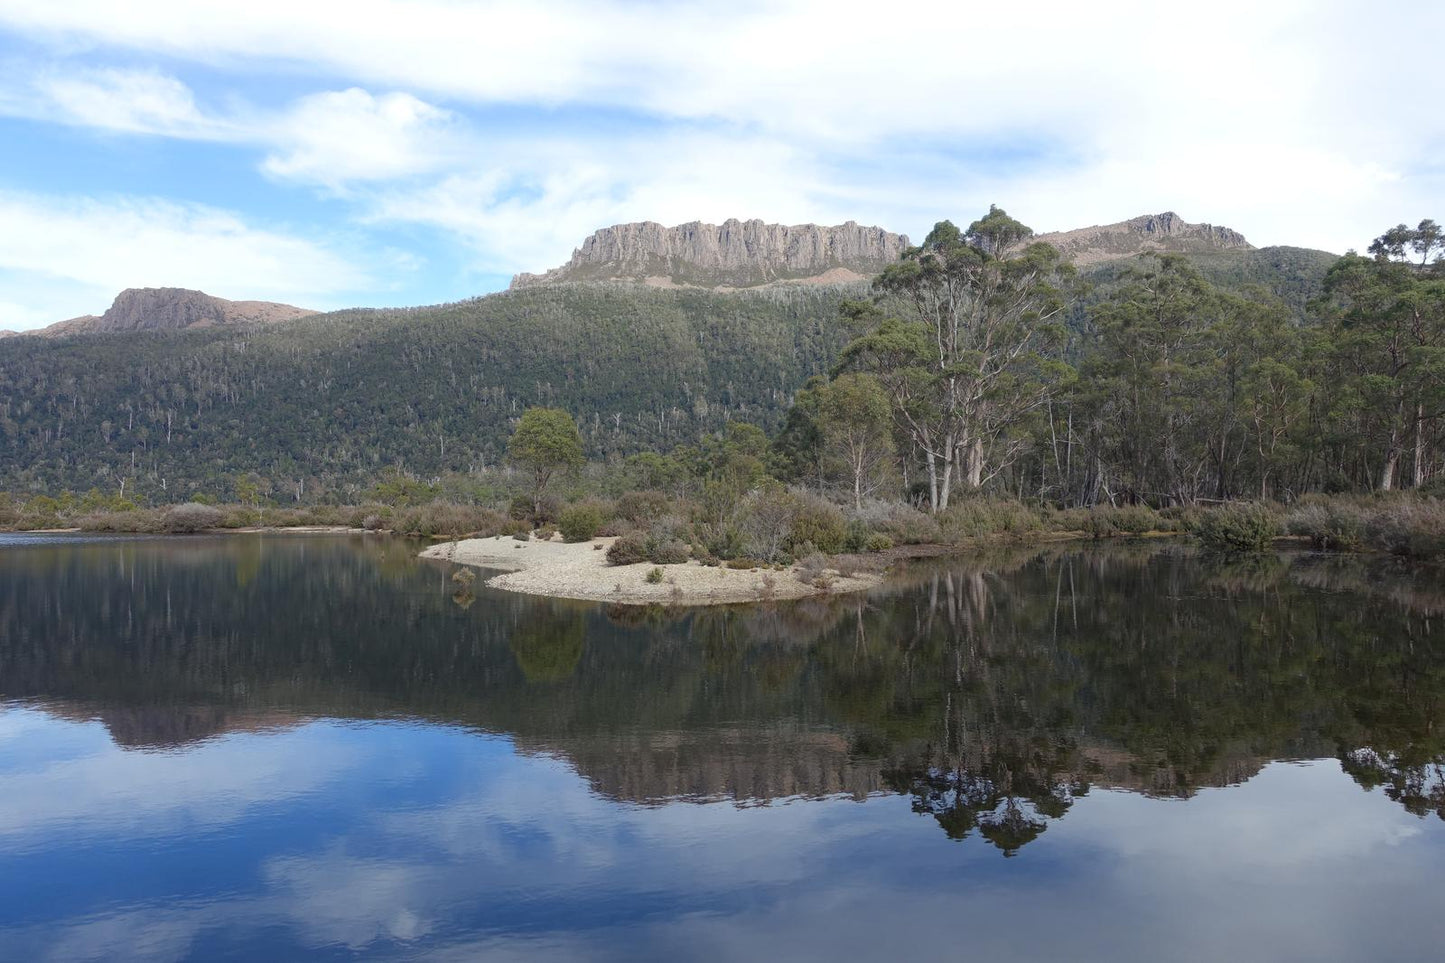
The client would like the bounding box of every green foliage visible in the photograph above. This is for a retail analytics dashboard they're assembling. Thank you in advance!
[785,496,848,555]
[607,533,650,565]
[1195,502,1280,552]
[1286,498,1368,550]
[937,498,1043,541]
[0,283,858,499]
[645,567,665,584]
[558,504,604,543]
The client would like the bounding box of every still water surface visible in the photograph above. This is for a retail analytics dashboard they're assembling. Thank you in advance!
[1,533,1443,961]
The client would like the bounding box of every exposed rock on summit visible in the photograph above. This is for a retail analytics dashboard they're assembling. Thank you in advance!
[511,219,910,289]
[1031,212,1252,265]
[25,287,316,338]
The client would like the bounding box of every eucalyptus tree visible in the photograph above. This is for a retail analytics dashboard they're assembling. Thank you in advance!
[1322,221,1445,489]
[836,207,1074,511]
[507,407,585,516]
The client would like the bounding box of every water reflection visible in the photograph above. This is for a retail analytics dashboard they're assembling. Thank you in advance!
[1,534,1444,959]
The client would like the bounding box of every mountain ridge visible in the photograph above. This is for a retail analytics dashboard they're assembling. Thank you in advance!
[3,287,315,339]
[510,218,910,290]
[1030,211,1255,264]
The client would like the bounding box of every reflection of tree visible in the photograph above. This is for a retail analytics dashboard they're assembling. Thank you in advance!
[509,608,587,683]
[1341,749,1445,820]
[5,537,1445,830]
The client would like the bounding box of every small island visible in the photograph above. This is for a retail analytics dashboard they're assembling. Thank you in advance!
[421,534,882,606]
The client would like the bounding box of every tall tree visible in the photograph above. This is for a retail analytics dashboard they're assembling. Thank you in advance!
[813,373,896,509]
[507,407,584,516]
[1323,222,1445,489]
[837,207,1074,511]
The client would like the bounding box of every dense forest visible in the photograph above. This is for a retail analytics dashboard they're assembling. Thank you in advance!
[0,207,1434,513]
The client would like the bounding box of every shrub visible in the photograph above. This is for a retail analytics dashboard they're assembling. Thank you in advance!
[864,532,894,552]
[607,532,650,565]
[1076,504,1167,539]
[786,495,847,555]
[796,551,830,586]
[617,490,670,523]
[1364,501,1445,559]
[874,503,942,545]
[508,494,560,525]
[1286,499,1366,551]
[645,567,664,584]
[163,502,224,534]
[937,498,1041,542]
[558,505,604,542]
[647,538,691,565]
[394,503,504,538]
[1195,502,1279,552]
[725,557,760,570]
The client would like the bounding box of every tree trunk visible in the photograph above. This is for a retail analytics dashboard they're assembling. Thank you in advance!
[1381,449,1399,492]
[1414,403,1426,488]
[965,437,983,489]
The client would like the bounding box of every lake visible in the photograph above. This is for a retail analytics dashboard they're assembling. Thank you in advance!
[1,533,1443,961]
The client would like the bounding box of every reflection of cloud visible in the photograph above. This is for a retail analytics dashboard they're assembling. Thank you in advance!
[0,709,360,840]
[263,846,434,948]
[4,714,1443,962]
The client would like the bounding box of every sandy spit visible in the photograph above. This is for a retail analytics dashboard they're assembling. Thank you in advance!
[419,535,883,606]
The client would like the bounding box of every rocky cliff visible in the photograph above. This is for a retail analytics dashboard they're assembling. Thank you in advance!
[511,219,910,289]
[1031,211,1252,265]
[28,287,315,337]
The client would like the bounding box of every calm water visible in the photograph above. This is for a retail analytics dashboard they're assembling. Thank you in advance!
[1,533,1443,962]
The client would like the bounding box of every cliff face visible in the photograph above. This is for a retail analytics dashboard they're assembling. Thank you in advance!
[511,219,910,289]
[1031,212,1253,265]
[33,287,315,337]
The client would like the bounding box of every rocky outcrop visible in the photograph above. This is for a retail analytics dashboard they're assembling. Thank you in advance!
[24,287,315,338]
[511,219,909,289]
[1031,212,1252,265]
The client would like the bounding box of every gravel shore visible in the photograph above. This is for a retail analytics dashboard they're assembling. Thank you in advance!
[419,535,882,606]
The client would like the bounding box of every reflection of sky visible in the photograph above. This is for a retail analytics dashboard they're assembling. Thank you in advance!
[1,708,1442,962]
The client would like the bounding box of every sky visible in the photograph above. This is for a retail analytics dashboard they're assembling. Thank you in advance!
[0,0,1441,330]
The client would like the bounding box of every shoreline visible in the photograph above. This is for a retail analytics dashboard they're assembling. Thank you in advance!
[420,535,885,607]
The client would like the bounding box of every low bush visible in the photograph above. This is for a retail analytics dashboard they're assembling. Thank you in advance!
[1071,504,1168,539]
[786,495,848,555]
[1364,501,1445,559]
[645,567,664,584]
[873,504,942,545]
[1286,499,1367,550]
[607,532,650,565]
[558,504,604,542]
[163,502,224,534]
[648,538,691,565]
[393,503,505,538]
[795,551,831,586]
[1195,502,1279,552]
[937,498,1042,542]
[617,490,671,523]
[864,532,894,552]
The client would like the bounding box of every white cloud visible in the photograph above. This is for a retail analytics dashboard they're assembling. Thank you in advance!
[260,88,462,190]
[0,0,1441,296]
[33,67,229,138]
[0,191,373,327]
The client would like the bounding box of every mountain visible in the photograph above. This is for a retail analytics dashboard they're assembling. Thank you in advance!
[511,219,909,289]
[9,287,316,338]
[1032,211,1253,265]
[0,212,1343,498]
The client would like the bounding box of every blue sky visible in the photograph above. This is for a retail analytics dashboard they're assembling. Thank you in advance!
[0,0,1441,329]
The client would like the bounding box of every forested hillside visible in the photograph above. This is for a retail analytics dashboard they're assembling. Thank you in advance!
[0,283,862,499]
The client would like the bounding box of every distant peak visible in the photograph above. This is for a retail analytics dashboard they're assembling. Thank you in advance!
[29,287,317,338]
[510,219,910,290]
[1033,212,1252,265]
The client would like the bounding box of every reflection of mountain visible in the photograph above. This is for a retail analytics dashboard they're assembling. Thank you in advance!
[3,536,1443,852]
